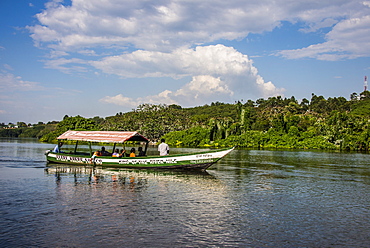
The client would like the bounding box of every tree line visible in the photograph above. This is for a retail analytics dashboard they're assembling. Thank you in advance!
[2,92,370,151]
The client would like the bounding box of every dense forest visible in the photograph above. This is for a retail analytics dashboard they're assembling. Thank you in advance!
[2,92,370,151]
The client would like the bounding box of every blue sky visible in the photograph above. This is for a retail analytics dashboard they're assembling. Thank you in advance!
[1,0,370,124]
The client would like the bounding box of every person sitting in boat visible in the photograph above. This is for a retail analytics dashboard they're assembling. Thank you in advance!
[92,150,101,158]
[129,148,136,157]
[138,147,145,157]
[158,139,169,156]
[52,142,63,153]
[112,149,120,157]
[101,146,111,156]
[119,149,126,157]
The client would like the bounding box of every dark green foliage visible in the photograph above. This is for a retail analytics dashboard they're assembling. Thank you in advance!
[18,125,45,138]
[102,104,191,140]
[4,92,370,151]
[0,128,23,137]
[39,116,97,143]
[159,94,370,150]
[163,126,210,147]
[57,115,96,133]
[350,98,370,116]
[0,123,49,138]
[184,102,238,125]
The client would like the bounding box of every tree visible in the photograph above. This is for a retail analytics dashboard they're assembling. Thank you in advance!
[17,122,27,127]
[360,91,370,100]
[310,94,327,113]
[168,104,182,110]
[350,92,358,101]
[102,104,191,141]
[57,115,96,132]
[300,98,309,112]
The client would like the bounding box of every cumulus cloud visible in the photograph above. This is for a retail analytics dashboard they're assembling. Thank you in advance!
[100,94,137,106]
[97,45,285,106]
[91,45,255,78]
[174,75,233,100]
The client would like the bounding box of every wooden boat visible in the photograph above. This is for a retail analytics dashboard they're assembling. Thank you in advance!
[45,130,234,170]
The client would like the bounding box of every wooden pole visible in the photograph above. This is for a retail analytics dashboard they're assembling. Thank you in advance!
[89,142,92,156]
[144,141,149,156]
[74,141,79,154]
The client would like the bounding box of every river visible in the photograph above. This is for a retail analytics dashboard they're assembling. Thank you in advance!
[0,138,369,247]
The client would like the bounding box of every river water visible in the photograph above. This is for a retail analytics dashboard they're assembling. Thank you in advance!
[0,138,369,247]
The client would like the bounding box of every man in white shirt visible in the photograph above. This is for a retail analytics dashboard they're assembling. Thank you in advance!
[52,142,63,153]
[158,139,169,156]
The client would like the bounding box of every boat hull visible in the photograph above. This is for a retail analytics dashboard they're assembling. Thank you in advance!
[45,147,234,170]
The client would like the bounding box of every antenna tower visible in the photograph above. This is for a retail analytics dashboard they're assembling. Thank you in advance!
[365,76,368,91]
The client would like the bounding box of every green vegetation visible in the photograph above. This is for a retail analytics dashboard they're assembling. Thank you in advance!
[162,94,370,151]
[2,92,370,151]
[101,104,190,140]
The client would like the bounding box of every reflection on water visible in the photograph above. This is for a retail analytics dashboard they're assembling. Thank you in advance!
[0,139,370,247]
[45,165,216,183]
[40,165,232,247]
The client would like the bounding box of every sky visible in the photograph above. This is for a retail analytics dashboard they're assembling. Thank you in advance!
[1,0,370,124]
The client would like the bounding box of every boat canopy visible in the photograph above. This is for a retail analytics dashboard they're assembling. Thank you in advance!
[57,130,149,143]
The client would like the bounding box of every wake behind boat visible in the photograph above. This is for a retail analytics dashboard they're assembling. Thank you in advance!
[45,130,234,170]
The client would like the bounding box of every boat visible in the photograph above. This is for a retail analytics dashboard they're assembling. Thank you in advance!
[45,130,234,171]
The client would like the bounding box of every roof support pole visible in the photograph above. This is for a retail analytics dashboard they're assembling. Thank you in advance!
[74,141,79,154]
[144,141,149,156]
[89,142,92,156]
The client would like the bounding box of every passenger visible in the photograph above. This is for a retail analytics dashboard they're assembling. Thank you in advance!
[101,146,111,156]
[129,148,136,157]
[138,147,145,157]
[158,138,169,156]
[119,149,126,157]
[112,149,120,157]
[52,142,63,153]
[92,150,101,158]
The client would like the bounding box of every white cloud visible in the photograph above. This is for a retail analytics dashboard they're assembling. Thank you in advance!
[28,0,370,63]
[0,72,44,92]
[100,94,137,106]
[137,75,234,106]
[100,72,284,108]
[174,75,233,100]
[299,18,338,33]
[91,45,255,78]
[97,45,285,107]
[43,57,88,73]
[94,45,284,103]
[78,49,98,56]
[277,14,370,60]
[23,0,370,110]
